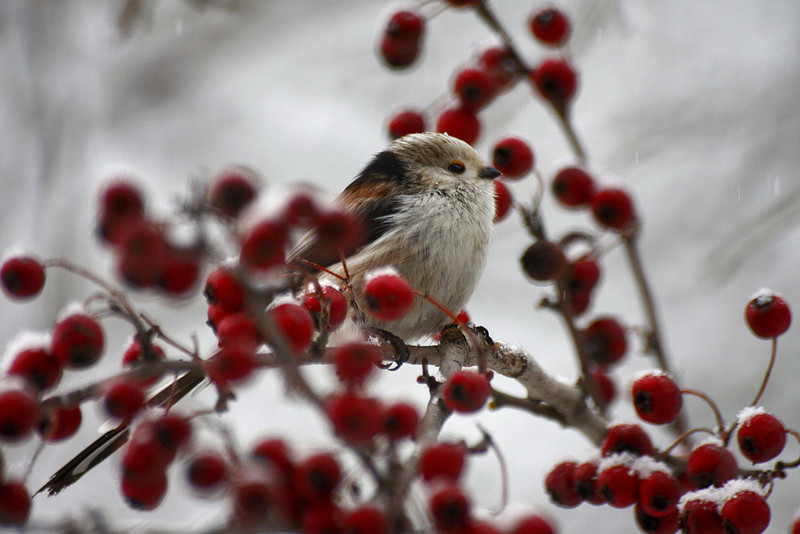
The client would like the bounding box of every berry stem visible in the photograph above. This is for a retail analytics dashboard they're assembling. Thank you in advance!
[681,388,726,439]
[658,426,717,458]
[489,387,567,426]
[476,425,509,515]
[749,336,778,407]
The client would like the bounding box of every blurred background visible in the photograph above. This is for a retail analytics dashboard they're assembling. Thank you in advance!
[1,0,799,531]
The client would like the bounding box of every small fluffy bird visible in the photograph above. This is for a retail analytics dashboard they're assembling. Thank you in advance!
[290,132,501,340]
[40,132,500,496]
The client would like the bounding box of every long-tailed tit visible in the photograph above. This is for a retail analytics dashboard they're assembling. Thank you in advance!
[290,132,501,340]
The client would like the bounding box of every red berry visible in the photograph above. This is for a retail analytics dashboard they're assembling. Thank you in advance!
[37,405,82,442]
[267,302,315,355]
[381,401,419,441]
[565,256,601,293]
[0,481,31,526]
[115,221,169,289]
[8,346,62,391]
[680,497,725,534]
[240,219,289,272]
[295,453,341,502]
[591,367,616,407]
[601,424,654,457]
[151,413,192,458]
[745,290,791,338]
[216,313,262,349]
[122,338,166,385]
[0,390,40,442]
[231,477,273,527]
[442,369,491,413]
[545,461,582,507]
[530,59,578,112]
[565,286,591,316]
[632,371,683,425]
[478,46,518,90]
[720,490,770,534]
[638,470,681,517]
[454,67,497,112]
[121,467,167,511]
[158,247,201,297]
[207,167,258,218]
[492,137,534,179]
[429,485,471,532]
[283,191,319,227]
[312,209,364,260]
[363,270,414,322]
[529,7,571,46]
[302,285,348,331]
[387,109,426,140]
[252,437,294,478]
[794,516,800,534]
[573,460,604,504]
[343,505,387,534]
[596,461,639,508]
[97,180,146,245]
[590,187,636,231]
[584,317,627,366]
[419,442,466,484]
[510,514,556,534]
[737,410,786,464]
[325,392,381,446]
[207,344,258,386]
[331,342,381,386]
[436,107,481,145]
[493,179,513,222]
[381,11,425,69]
[520,240,567,282]
[635,502,680,534]
[103,378,146,420]
[50,313,105,369]
[552,166,596,207]
[204,267,245,314]
[1,256,46,300]
[686,443,738,489]
[186,452,228,490]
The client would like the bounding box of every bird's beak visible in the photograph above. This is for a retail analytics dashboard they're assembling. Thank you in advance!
[479,166,502,180]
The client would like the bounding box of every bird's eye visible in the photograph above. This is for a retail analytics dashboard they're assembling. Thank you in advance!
[448,160,466,174]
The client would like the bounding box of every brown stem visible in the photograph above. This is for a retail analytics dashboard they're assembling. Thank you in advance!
[658,427,717,459]
[750,337,778,407]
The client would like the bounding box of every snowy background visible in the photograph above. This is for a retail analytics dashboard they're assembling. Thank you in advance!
[1,0,799,532]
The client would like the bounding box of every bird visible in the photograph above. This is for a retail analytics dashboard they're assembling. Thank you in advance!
[290,132,501,341]
[39,132,500,496]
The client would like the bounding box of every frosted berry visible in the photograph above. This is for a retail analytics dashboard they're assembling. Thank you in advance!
[37,405,82,442]
[381,10,424,69]
[601,424,654,457]
[720,490,770,534]
[343,505,388,534]
[186,452,228,490]
[283,191,319,227]
[590,187,636,231]
[388,109,426,140]
[442,369,491,413]
[104,378,146,420]
[240,219,289,272]
[545,461,582,507]
[331,341,381,386]
[584,317,627,366]
[493,179,513,222]
[0,481,31,526]
[0,390,40,442]
[267,302,315,355]
[302,285,348,331]
[454,66,497,112]
[51,313,105,369]
[597,463,639,508]
[635,503,680,534]
[521,240,567,282]
[204,267,245,314]
[530,59,578,113]
[295,453,341,502]
[419,442,465,484]
[552,166,595,207]
[573,460,604,504]
[429,485,471,532]
[632,372,683,425]
[436,106,481,145]
[529,7,571,46]
[207,167,258,218]
[381,401,419,441]
[1,256,46,300]
[97,180,146,245]
[680,497,725,534]
[737,411,786,463]
[325,392,380,445]
[492,137,534,179]
[8,346,62,391]
[363,271,414,322]
[745,291,791,338]
[638,470,681,517]
[686,443,737,489]
[510,514,556,534]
